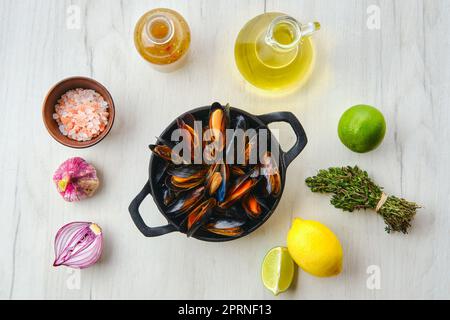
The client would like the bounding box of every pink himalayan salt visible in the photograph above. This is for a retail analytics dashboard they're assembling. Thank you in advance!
[53,88,109,142]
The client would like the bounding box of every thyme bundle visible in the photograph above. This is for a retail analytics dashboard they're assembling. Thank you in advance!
[305,166,420,234]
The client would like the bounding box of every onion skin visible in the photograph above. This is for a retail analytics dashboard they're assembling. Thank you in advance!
[53,222,103,269]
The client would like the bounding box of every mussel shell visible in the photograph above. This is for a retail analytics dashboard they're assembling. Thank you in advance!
[206,172,222,195]
[184,198,217,237]
[149,144,173,162]
[155,136,176,148]
[216,164,229,202]
[178,113,196,129]
[260,152,282,197]
[265,172,281,197]
[167,165,208,179]
[230,166,246,176]
[244,133,258,165]
[225,115,247,162]
[208,103,230,152]
[205,225,244,237]
[242,193,270,219]
[166,174,205,191]
[177,115,202,156]
[150,143,186,164]
[163,188,178,206]
[203,208,246,237]
[218,167,261,209]
[166,186,205,215]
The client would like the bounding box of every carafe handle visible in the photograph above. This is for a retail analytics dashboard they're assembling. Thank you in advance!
[266,16,320,51]
[300,21,321,38]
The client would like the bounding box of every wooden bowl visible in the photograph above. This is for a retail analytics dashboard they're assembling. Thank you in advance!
[42,76,115,148]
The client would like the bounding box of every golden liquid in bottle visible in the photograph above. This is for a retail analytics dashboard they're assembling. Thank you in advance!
[134,8,190,66]
[235,13,315,92]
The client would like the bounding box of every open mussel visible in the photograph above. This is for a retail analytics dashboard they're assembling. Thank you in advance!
[230,166,246,176]
[219,167,260,209]
[165,165,208,191]
[203,104,230,163]
[261,152,281,197]
[242,193,269,219]
[225,114,247,163]
[185,198,217,237]
[167,165,207,179]
[205,218,245,237]
[166,186,205,216]
[166,174,205,191]
[149,144,173,162]
[206,172,222,195]
[177,113,201,161]
[205,163,229,201]
[216,164,229,202]
[209,103,229,146]
[150,137,187,164]
[203,207,247,237]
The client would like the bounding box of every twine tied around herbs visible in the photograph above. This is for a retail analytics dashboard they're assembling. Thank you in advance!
[375,193,388,212]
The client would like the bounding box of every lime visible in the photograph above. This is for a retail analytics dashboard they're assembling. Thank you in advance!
[338,105,386,153]
[261,247,295,296]
[287,218,343,278]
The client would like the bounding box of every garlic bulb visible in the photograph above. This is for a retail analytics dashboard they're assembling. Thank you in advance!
[53,222,103,269]
[53,157,99,202]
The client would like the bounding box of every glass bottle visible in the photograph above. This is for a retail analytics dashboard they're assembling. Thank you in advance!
[134,8,191,71]
[235,13,320,93]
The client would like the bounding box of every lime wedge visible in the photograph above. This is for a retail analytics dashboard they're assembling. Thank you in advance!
[261,247,295,296]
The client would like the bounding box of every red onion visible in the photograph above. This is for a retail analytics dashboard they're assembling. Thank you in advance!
[53,222,103,269]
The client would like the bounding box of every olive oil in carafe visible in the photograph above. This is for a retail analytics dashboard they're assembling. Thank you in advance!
[235,13,320,92]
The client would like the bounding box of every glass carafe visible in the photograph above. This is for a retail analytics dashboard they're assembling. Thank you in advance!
[134,8,191,71]
[235,13,320,93]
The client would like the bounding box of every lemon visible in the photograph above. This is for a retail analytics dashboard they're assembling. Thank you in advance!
[261,247,295,296]
[338,105,386,153]
[287,218,343,278]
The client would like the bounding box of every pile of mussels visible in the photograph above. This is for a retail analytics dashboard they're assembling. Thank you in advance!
[150,103,281,238]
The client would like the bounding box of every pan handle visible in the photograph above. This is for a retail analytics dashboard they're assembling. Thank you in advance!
[128,182,177,237]
[258,112,308,168]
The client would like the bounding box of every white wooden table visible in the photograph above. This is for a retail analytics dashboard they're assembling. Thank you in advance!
[1,0,449,300]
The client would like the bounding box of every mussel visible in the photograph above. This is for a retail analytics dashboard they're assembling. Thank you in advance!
[185,198,217,237]
[177,114,201,160]
[225,114,247,162]
[205,218,245,237]
[150,137,187,165]
[163,188,177,206]
[149,144,173,162]
[261,152,281,197]
[166,186,206,216]
[242,194,269,219]
[219,168,260,209]
[165,165,208,191]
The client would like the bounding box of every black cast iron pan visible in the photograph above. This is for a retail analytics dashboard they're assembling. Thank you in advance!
[129,103,307,242]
